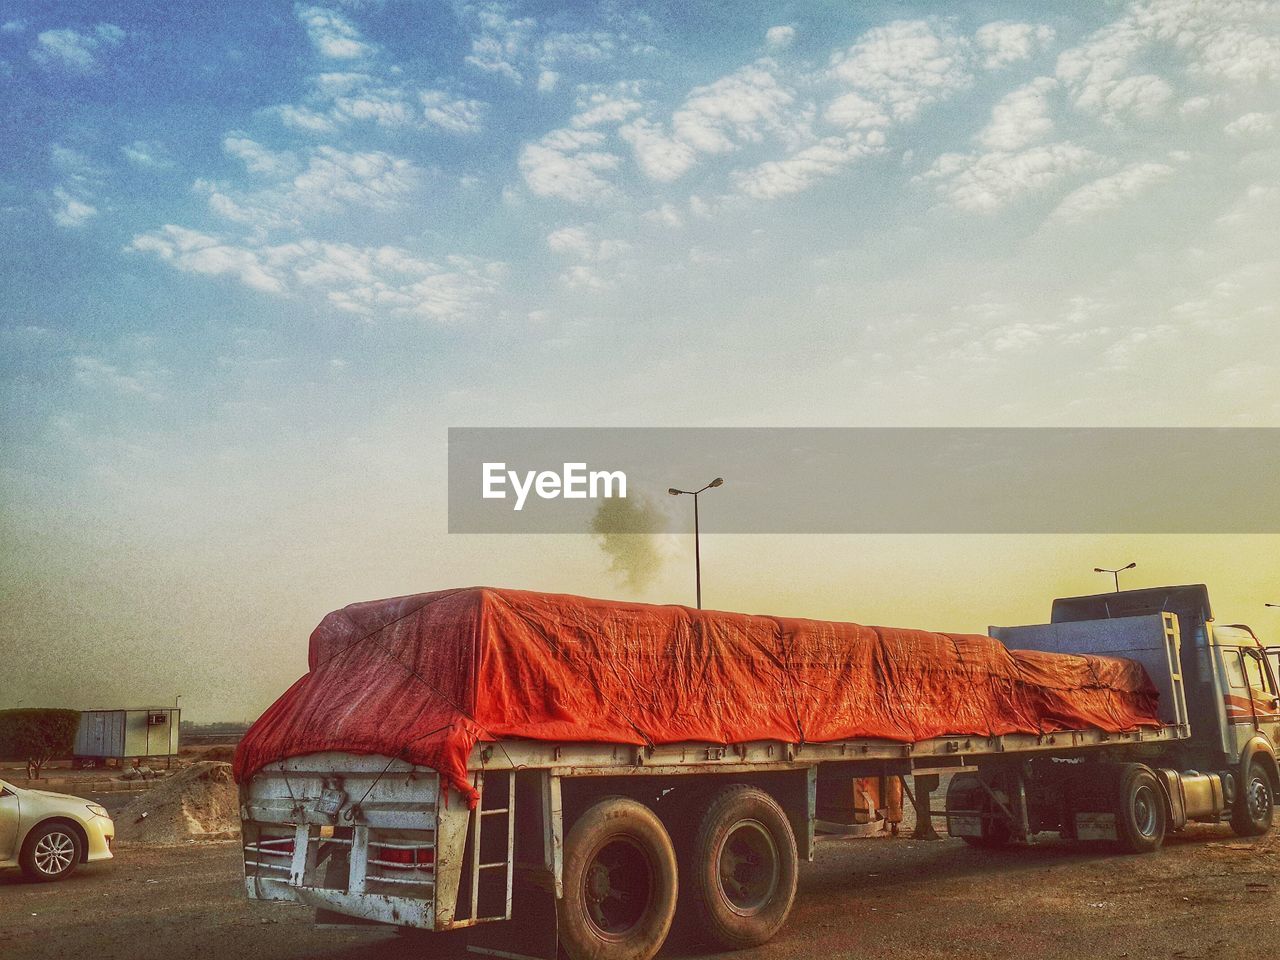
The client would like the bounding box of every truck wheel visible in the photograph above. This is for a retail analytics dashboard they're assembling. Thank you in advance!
[20,822,82,882]
[1230,760,1275,837]
[951,774,1012,848]
[687,785,798,950]
[557,796,677,960]
[1114,765,1166,854]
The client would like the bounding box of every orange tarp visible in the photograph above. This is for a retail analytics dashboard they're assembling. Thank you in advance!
[234,588,1161,805]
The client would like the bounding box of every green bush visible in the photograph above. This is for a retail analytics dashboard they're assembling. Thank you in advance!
[0,709,81,779]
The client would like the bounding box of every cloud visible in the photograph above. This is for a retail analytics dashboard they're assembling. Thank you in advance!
[121,140,176,170]
[50,187,98,227]
[200,142,422,228]
[765,25,795,49]
[223,136,299,177]
[1054,1,1280,125]
[829,20,973,123]
[31,23,124,73]
[272,73,489,135]
[1049,160,1177,223]
[570,93,644,129]
[923,142,1101,212]
[975,21,1054,69]
[129,226,504,320]
[619,62,801,182]
[733,134,885,199]
[420,91,486,133]
[1224,111,1276,137]
[545,225,627,261]
[72,356,161,400]
[519,128,620,203]
[642,203,683,228]
[463,6,534,83]
[537,69,559,92]
[295,4,375,59]
[976,77,1058,151]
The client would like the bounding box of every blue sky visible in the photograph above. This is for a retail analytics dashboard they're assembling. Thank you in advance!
[2,1,1280,718]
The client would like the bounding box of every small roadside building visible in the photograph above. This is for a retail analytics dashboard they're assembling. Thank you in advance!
[73,707,181,768]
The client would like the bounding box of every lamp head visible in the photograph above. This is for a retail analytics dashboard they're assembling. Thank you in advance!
[708,477,724,488]
[1124,562,1137,570]
[667,488,681,496]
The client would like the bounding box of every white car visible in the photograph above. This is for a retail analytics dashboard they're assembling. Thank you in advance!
[0,778,115,881]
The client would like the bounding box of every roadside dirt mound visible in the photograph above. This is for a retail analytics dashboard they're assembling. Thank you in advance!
[116,761,239,844]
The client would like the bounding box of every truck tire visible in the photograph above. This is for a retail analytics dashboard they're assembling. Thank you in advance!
[557,796,677,960]
[1113,764,1166,854]
[948,773,1012,848]
[20,821,82,882]
[1230,760,1275,837]
[686,785,798,951]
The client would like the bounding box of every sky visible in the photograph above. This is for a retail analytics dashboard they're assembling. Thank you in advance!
[2,1,1279,720]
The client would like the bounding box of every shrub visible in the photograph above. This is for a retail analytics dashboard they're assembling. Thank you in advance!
[0,709,81,779]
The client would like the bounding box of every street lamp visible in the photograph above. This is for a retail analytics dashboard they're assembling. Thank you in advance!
[1094,561,1136,592]
[668,477,724,610]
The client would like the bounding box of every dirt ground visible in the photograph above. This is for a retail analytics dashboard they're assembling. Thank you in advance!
[1,809,1276,960]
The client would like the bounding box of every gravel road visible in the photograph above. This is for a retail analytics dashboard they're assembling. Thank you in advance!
[2,816,1276,960]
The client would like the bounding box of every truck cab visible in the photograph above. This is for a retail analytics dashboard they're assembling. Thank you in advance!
[1047,584,1279,831]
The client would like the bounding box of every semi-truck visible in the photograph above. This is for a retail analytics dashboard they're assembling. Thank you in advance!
[236,584,1278,960]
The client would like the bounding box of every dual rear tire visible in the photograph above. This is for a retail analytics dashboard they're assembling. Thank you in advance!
[556,787,798,960]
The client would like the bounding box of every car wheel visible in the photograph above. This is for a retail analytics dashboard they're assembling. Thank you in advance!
[20,822,83,882]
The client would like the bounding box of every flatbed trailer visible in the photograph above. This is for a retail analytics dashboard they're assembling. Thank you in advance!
[239,586,1279,960]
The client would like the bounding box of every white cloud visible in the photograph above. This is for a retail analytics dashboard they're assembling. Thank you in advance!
[50,187,98,228]
[31,23,124,72]
[537,69,559,92]
[464,7,534,83]
[1049,160,1177,223]
[295,4,375,59]
[273,73,489,135]
[642,203,683,228]
[201,144,422,229]
[829,20,973,123]
[975,21,1054,69]
[1224,111,1276,137]
[619,118,698,182]
[72,356,160,399]
[571,94,643,129]
[923,142,1101,212]
[619,62,802,183]
[766,25,795,49]
[121,140,176,170]
[3,19,28,34]
[519,128,620,203]
[733,134,885,200]
[129,225,503,321]
[1055,1,1280,125]
[224,136,299,177]
[545,225,627,261]
[976,77,1058,151]
[420,91,486,133]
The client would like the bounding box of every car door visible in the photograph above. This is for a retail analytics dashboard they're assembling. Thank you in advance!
[0,783,19,864]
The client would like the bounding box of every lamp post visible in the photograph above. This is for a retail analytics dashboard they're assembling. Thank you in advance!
[1094,562,1136,592]
[668,477,724,609]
